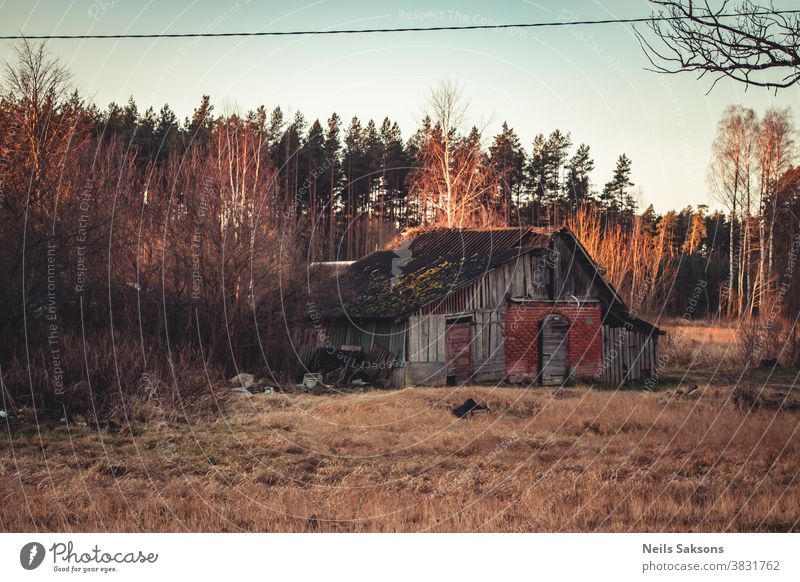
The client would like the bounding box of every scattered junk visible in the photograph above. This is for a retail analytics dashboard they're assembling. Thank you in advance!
[452,398,490,418]
[0,410,7,419]
[229,373,256,389]
[300,342,400,391]
[228,372,284,394]
[299,373,327,390]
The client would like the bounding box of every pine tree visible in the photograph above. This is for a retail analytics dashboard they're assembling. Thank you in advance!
[323,113,343,258]
[303,119,326,227]
[343,117,364,257]
[525,133,548,225]
[488,122,525,221]
[379,118,406,224]
[543,130,572,204]
[187,95,213,146]
[640,204,658,239]
[602,154,634,222]
[153,104,179,162]
[564,143,595,207]
[656,210,678,256]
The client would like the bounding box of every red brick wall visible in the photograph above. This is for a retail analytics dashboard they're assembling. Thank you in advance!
[504,302,602,383]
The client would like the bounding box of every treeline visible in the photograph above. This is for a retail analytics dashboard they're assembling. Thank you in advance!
[85,93,645,259]
[2,42,800,417]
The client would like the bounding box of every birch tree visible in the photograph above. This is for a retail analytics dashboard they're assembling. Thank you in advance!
[709,105,757,317]
[410,81,501,228]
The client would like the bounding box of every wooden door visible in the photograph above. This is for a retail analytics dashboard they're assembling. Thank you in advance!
[539,314,568,385]
[446,322,473,384]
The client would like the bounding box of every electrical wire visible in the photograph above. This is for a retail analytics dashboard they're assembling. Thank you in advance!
[2,9,799,40]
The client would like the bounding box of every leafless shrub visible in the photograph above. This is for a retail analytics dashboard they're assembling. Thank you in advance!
[0,332,228,422]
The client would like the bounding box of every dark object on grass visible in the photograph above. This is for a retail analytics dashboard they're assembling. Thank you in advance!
[759,358,779,368]
[452,398,489,418]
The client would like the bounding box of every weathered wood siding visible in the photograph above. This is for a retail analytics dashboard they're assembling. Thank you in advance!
[311,233,661,388]
[551,234,604,301]
[472,309,506,381]
[407,313,446,363]
[600,325,659,384]
[405,312,447,385]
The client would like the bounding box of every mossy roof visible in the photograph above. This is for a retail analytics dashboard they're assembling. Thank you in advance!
[313,227,559,319]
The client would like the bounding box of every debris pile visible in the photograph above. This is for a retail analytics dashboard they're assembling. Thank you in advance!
[305,343,399,389]
[228,373,281,395]
[452,398,490,418]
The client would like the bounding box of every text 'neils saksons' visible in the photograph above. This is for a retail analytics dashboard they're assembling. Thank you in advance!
[643,543,724,554]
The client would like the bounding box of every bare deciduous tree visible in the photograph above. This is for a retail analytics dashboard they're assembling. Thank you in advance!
[756,108,794,300]
[637,1,800,90]
[3,38,75,204]
[410,81,502,228]
[709,105,757,316]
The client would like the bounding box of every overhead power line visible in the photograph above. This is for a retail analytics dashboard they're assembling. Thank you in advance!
[2,9,799,40]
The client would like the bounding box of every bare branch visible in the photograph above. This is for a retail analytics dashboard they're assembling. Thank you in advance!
[636,1,800,90]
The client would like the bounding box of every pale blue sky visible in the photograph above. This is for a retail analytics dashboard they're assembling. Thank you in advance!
[2,0,799,212]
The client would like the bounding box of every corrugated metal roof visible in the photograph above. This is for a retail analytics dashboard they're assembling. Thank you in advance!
[314,227,560,319]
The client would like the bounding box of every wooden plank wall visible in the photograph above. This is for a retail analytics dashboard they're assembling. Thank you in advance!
[472,309,505,379]
[407,313,446,363]
[553,234,603,300]
[416,251,552,318]
[600,325,658,384]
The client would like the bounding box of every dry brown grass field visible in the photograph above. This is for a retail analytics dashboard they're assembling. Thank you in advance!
[660,319,741,372]
[2,382,799,532]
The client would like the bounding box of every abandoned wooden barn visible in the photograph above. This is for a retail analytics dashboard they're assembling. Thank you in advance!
[305,226,663,388]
